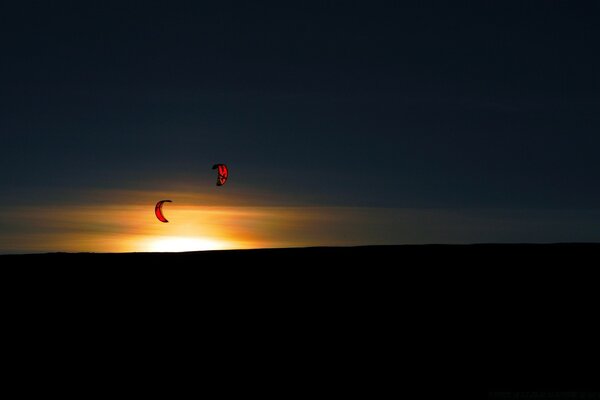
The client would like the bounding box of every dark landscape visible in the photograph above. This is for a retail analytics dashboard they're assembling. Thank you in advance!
[3,243,598,393]
[3,243,598,263]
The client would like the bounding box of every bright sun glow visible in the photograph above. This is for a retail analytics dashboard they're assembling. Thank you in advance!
[144,237,227,252]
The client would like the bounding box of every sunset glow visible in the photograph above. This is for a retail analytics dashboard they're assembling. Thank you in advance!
[142,236,228,252]
[0,189,392,253]
[2,187,598,254]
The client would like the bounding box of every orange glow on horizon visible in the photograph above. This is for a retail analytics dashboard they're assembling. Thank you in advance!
[0,188,407,254]
[141,236,229,252]
[0,201,271,253]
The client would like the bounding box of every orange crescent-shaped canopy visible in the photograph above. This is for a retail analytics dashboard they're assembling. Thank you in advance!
[155,200,172,223]
[212,164,228,186]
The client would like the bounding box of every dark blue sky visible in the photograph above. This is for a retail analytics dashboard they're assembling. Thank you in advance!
[1,1,599,209]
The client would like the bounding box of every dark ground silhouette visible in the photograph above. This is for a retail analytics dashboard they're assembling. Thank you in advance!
[2,243,598,263]
[2,244,597,394]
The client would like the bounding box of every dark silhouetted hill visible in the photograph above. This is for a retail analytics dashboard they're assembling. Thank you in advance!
[2,244,598,393]
[3,243,599,263]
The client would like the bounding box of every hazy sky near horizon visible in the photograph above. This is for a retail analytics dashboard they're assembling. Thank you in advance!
[1,1,599,252]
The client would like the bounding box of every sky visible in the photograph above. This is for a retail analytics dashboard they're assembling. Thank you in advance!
[1,1,599,252]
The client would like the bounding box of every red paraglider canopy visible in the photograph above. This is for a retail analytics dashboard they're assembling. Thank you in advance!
[155,200,172,223]
[212,164,228,186]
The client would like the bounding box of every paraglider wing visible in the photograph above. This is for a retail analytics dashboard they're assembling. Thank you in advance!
[155,200,172,223]
[212,164,228,186]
